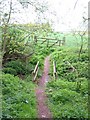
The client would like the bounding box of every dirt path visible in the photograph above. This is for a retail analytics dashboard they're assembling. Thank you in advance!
[35,56,52,119]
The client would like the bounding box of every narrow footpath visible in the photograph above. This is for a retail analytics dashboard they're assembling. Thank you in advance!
[35,56,52,119]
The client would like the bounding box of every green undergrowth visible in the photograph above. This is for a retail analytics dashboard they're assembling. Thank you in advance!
[2,23,88,119]
[30,44,56,76]
[49,47,88,81]
[46,79,88,119]
[2,59,35,76]
[2,73,37,118]
[46,47,88,119]
[2,44,56,119]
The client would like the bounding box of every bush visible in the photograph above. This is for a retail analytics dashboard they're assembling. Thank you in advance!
[2,67,17,76]
[4,60,28,75]
[2,73,37,118]
[46,80,88,119]
[80,79,88,95]
[51,103,88,119]
[2,74,19,95]
[79,52,88,62]
[50,48,88,82]
[73,62,88,78]
[47,80,76,91]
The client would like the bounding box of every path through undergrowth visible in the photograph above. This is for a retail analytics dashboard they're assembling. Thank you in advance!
[35,56,52,119]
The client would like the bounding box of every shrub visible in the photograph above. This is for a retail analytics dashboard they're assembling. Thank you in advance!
[4,60,27,75]
[79,52,88,62]
[51,89,82,104]
[2,67,17,76]
[2,73,37,118]
[46,80,88,119]
[73,62,88,78]
[47,80,76,91]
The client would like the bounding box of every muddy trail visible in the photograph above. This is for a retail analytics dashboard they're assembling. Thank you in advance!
[35,56,52,119]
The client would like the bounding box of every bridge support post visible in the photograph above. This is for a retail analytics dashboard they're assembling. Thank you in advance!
[47,39,49,47]
[59,40,61,46]
[34,36,37,44]
[63,37,66,45]
[53,61,57,80]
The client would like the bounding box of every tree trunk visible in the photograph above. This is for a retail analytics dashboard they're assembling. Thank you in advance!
[78,36,83,59]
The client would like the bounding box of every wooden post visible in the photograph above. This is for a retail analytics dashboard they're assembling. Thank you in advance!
[25,58,28,69]
[47,39,49,47]
[28,36,30,41]
[53,61,57,80]
[49,40,58,48]
[33,67,39,81]
[41,39,47,44]
[32,61,39,82]
[33,61,39,74]
[59,40,61,46]
[34,36,37,43]
[60,40,63,46]
[63,37,65,45]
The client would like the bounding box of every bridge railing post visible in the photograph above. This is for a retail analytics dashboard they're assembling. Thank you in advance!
[53,61,57,80]
[47,39,49,47]
[32,61,39,82]
[63,37,66,45]
[34,36,37,44]
[59,40,61,46]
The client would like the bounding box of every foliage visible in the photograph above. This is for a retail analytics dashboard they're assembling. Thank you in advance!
[46,79,88,119]
[3,59,36,77]
[46,46,88,119]
[30,45,55,69]
[2,25,27,64]
[50,48,88,81]
[2,73,37,118]
[4,60,27,75]
[1,22,88,119]
[47,80,76,91]
[2,23,53,64]
[2,67,17,76]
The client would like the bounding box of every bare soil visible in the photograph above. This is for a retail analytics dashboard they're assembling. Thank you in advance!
[35,56,52,119]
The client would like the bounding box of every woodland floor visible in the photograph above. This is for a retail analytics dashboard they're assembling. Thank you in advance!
[35,56,52,119]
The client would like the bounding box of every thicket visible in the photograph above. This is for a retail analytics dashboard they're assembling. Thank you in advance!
[2,73,37,118]
[46,47,88,119]
[2,23,55,118]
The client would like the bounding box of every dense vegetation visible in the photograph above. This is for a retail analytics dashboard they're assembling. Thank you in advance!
[1,23,88,119]
[2,73,37,118]
[46,48,88,119]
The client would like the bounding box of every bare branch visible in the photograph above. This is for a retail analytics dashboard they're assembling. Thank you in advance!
[19,1,48,13]
[83,16,90,22]
[73,0,79,9]
[7,0,12,24]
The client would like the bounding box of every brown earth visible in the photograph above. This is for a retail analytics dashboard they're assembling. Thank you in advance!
[35,56,52,119]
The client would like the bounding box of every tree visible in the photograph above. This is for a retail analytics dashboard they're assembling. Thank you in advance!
[18,0,49,23]
[0,0,50,64]
[72,15,88,59]
[78,30,87,59]
[1,0,12,55]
